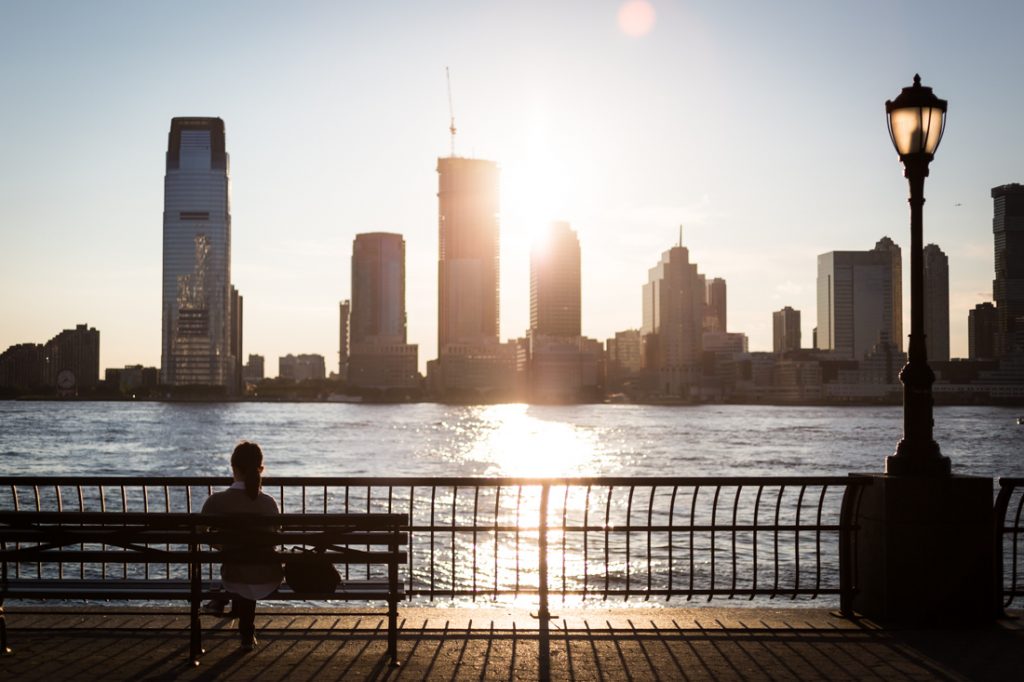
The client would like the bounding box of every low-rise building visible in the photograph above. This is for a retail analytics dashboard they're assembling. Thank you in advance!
[279,354,326,382]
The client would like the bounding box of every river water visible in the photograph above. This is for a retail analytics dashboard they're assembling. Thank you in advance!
[2,402,1021,479]
[2,402,1022,607]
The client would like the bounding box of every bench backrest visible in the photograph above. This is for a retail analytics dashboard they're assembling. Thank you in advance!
[0,511,407,582]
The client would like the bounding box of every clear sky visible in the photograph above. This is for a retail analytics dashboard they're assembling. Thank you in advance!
[2,0,1023,375]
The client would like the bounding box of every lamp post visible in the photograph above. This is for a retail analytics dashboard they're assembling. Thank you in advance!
[884,74,951,476]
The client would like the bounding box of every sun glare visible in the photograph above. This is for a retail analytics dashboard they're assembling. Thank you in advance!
[501,112,571,250]
[618,0,656,38]
[503,162,560,249]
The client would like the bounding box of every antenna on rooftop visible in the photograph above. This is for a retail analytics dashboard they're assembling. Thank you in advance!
[678,224,683,247]
[446,67,457,157]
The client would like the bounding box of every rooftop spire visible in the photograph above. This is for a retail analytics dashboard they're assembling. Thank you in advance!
[446,67,457,157]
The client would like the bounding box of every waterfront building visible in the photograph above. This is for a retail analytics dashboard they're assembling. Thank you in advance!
[338,300,350,380]
[734,351,776,401]
[433,156,505,396]
[242,354,265,381]
[160,117,240,391]
[527,334,602,402]
[704,277,727,332]
[278,354,326,382]
[873,237,904,351]
[530,222,581,338]
[105,365,159,393]
[991,183,1024,356]
[773,307,801,354]
[968,302,998,360]
[923,244,950,361]
[605,329,643,392]
[348,233,418,390]
[230,286,243,394]
[824,341,906,401]
[427,341,517,398]
[816,239,901,361]
[437,157,500,350]
[0,343,46,390]
[701,331,748,354]
[524,221,598,400]
[351,233,407,344]
[642,242,706,398]
[45,323,100,389]
[771,359,823,403]
[700,331,749,400]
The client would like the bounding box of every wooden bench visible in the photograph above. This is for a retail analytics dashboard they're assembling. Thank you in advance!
[0,511,407,666]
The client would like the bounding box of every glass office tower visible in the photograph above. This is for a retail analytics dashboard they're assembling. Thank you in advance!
[160,117,236,389]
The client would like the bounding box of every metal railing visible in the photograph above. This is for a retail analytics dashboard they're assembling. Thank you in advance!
[995,477,1024,608]
[0,475,868,609]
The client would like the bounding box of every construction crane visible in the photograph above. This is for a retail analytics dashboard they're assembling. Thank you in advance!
[446,66,457,157]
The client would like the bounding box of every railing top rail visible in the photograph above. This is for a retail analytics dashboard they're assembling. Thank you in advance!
[0,475,871,487]
[999,477,1024,487]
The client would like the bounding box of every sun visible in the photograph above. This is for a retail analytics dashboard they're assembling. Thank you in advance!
[501,153,564,249]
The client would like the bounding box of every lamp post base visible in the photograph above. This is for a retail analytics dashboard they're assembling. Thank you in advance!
[886,439,951,476]
[852,473,996,622]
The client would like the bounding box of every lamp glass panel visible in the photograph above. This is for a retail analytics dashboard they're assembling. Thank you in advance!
[888,106,945,155]
[921,106,944,154]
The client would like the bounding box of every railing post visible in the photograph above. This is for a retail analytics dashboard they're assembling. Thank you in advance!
[1,548,10,655]
[838,478,865,617]
[537,484,551,682]
[993,478,1012,617]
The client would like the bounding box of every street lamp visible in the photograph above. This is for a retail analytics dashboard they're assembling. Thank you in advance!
[884,74,951,476]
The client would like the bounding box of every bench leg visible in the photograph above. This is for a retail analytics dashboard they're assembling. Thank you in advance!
[387,597,399,667]
[189,597,203,666]
[387,551,400,668]
[0,603,11,655]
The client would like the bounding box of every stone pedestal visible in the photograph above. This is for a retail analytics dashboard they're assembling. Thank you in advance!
[852,473,995,622]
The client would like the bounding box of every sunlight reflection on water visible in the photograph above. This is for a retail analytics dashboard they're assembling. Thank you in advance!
[449,404,599,476]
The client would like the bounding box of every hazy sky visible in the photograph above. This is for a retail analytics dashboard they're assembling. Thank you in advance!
[3,1,1023,375]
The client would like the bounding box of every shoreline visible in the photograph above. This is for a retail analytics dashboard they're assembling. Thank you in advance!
[2,395,1021,408]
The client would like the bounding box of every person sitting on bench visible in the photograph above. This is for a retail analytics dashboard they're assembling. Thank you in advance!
[201,441,283,651]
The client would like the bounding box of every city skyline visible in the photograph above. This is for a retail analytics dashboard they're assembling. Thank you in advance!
[3,2,1024,373]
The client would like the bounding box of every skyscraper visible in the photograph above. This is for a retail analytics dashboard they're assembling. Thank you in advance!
[642,242,705,397]
[526,221,600,401]
[160,117,238,390]
[968,302,998,360]
[873,236,903,351]
[338,300,350,380]
[437,157,500,350]
[348,233,418,389]
[773,306,801,354]
[922,243,950,361]
[431,156,515,398]
[704,277,727,333]
[992,183,1024,356]
[530,221,581,337]
[816,241,900,361]
[351,233,407,344]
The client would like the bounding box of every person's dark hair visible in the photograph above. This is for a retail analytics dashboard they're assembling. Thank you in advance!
[231,441,264,500]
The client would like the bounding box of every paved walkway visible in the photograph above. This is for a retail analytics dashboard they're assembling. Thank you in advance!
[1,606,1022,680]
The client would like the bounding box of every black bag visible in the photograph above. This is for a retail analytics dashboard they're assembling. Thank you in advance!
[284,547,341,594]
